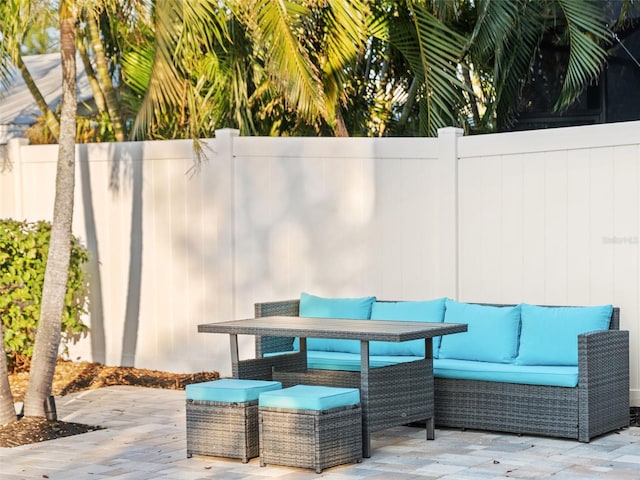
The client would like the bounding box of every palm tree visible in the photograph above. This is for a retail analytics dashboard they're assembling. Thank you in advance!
[364,0,621,136]
[0,322,16,424]
[122,0,371,139]
[22,0,78,418]
[79,4,126,141]
[2,0,631,141]
[0,0,53,423]
[0,0,61,140]
[377,1,469,136]
[460,0,615,132]
[232,0,370,136]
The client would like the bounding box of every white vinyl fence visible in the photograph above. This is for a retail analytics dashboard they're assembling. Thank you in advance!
[2,122,640,405]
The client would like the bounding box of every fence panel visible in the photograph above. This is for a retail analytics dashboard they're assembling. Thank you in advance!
[4,121,640,404]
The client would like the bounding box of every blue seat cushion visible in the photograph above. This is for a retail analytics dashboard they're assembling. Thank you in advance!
[438,300,521,363]
[293,292,376,354]
[259,385,360,411]
[186,379,282,402]
[515,304,613,366]
[264,350,423,371]
[433,359,579,387]
[369,298,446,357]
[307,350,423,371]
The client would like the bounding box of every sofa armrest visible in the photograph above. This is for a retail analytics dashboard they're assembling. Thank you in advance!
[578,329,629,441]
[254,299,301,357]
[255,299,300,317]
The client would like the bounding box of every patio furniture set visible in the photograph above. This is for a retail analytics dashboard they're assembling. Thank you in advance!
[189,293,629,473]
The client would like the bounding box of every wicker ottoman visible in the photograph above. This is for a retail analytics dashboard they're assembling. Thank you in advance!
[258,385,362,473]
[185,379,282,462]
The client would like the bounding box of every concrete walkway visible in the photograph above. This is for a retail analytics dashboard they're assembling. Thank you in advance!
[2,386,640,479]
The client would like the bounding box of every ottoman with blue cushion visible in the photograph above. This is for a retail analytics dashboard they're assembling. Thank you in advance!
[185,379,281,462]
[258,385,362,473]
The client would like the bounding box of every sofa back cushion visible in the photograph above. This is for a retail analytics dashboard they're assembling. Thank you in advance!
[369,298,447,357]
[515,304,613,366]
[294,292,376,353]
[438,300,521,363]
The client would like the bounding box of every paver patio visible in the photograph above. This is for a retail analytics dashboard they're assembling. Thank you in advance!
[2,385,640,479]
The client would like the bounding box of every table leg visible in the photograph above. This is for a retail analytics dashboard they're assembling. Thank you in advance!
[360,339,371,458]
[426,338,435,440]
[229,334,239,377]
[299,337,309,371]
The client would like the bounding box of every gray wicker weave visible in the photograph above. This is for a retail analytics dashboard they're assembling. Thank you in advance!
[259,403,362,473]
[253,299,629,443]
[186,399,259,462]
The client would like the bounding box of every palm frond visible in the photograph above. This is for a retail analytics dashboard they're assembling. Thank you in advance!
[130,0,183,139]
[555,0,610,110]
[493,1,543,126]
[121,45,153,96]
[322,0,369,116]
[402,1,468,135]
[465,0,521,58]
[180,1,228,54]
[131,0,228,140]
[0,0,32,60]
[244,0,327,123]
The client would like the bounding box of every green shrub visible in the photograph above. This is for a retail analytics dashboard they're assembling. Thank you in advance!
[0,219,90,372]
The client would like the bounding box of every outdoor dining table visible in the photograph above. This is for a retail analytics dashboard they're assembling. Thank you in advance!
[198,316,467,457]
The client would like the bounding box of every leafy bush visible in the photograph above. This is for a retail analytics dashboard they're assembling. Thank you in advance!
[0,219,90,372]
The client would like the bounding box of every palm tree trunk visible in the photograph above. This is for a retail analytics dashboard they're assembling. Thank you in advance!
[334,106,349,137]
[15,55,60,141]
[87,13,125,141]
[77,34,108,115]
[23,0,77,418]
[0,322,17,425]
[462,66,481,128]
[398,77,419,128]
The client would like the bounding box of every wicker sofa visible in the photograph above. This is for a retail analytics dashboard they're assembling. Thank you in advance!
[251,296,630,442]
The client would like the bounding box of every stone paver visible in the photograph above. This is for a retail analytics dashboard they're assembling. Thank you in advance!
[2,386,640,479]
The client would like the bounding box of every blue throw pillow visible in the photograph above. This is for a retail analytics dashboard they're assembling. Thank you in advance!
[295,292,376,353]
[369,299,446,357]
[515,304,613,366]
[300,292,376,319]
[438,300,521,363]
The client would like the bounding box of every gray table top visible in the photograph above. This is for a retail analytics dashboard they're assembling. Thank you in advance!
[198,316,467,342]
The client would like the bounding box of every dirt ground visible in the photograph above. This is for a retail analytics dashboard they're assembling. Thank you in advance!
[1,360,219,448]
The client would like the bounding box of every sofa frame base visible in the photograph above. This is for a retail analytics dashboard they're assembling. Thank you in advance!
[434,328,630,442]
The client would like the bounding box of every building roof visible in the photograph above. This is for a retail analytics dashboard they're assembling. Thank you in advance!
[0,53,93,142]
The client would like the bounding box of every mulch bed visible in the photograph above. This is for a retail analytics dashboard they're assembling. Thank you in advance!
[0,417,104,447]
[1,360,219,447]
